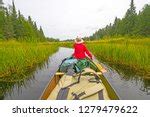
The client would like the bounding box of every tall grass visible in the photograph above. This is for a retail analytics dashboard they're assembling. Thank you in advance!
[87,38,150,74]
[60,38,150,76]
[0,40,58,81]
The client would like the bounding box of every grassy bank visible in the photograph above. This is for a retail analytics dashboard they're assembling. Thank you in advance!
[60,38,150,77]
[0,40,59,81]
[1,38,149,81]
[86,38,150,76]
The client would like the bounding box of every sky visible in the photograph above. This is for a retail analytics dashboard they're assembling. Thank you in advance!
[3,0,150,40]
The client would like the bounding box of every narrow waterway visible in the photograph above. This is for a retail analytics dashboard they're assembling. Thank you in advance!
[2,47,150,100]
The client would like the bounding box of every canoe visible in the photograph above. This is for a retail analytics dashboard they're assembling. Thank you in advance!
[40,57,119,100]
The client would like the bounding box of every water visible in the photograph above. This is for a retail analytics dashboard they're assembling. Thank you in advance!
[102,64,150,100]
[1,47,150,100]
[2,47,73,100]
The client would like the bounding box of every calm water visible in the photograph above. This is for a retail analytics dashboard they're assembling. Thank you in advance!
[2,47,150,100]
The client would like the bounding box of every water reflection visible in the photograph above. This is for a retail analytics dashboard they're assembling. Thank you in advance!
[0,64,41,100]
[101,62,150,99]
[140,79,150,95]
[1,47,150,100]
[2,47,73,100]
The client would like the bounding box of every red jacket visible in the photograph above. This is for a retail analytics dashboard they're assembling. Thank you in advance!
[73,43,92,59]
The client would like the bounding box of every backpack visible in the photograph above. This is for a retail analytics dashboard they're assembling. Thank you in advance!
[59,57,96,74]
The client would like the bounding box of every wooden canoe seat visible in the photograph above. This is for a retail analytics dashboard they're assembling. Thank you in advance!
[55,72,64,76]
[96,72,102,75]
[55,72,102,76]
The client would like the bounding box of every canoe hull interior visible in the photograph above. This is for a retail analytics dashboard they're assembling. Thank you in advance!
[40,62,119,100]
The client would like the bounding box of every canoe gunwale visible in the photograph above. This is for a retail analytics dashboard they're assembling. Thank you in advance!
[40,59,120,100]
[40,74,62,100]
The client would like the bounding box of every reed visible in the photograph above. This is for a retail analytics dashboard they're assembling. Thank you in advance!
[60,38,150,75]
[87,38,150,73]
[0,40,58,81]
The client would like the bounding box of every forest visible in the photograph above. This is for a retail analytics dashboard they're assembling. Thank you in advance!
[0,0,51,41]
[85,0,150,40]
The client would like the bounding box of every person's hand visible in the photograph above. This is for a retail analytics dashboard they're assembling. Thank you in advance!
[89,57,93,60]
[90,56,93,60]
[71,53,74,57]
[101,68,107,73]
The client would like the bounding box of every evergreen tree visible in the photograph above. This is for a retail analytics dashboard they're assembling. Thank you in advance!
[3,9,14,39]
[11,1,17,19]
[33,22,38,31]
[27,16,37,38]
[28,16,33,25]
[134,4,150,36]
[0,0,4,8]
[0,0,49,41]
[123,0,137,35]
[17,10,27,38]
[39,26,45,37]
[32,21,40,38]
[89,0,150,39]
[10,0,19,38]
[0,0,5,39]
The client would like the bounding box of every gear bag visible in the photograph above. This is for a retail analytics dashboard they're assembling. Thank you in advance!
[47,68,110,100]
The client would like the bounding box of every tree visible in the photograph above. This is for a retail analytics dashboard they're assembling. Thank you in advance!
[0,0,4,8]
[123,0,137,35]
[134,4,150,36]
[10,0,19,38]
[3,9,14,39]
[88,0,150,40]
[28,16,33,25]
[0,0,5,39]
[0,0,46,41]
[39,26,44,36]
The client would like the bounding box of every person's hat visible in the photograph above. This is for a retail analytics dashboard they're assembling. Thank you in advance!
[75,36,84,44]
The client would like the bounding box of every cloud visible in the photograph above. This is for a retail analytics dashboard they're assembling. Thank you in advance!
[85,26,99,31]
[96,8,104,13]
[3,0,150,40]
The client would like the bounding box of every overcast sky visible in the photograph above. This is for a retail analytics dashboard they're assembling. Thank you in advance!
[3,0,150,40]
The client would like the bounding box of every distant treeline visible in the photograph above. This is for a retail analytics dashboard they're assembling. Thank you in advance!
[0,0,57,42]
[46,37,59,42]
[85,0,150,40]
